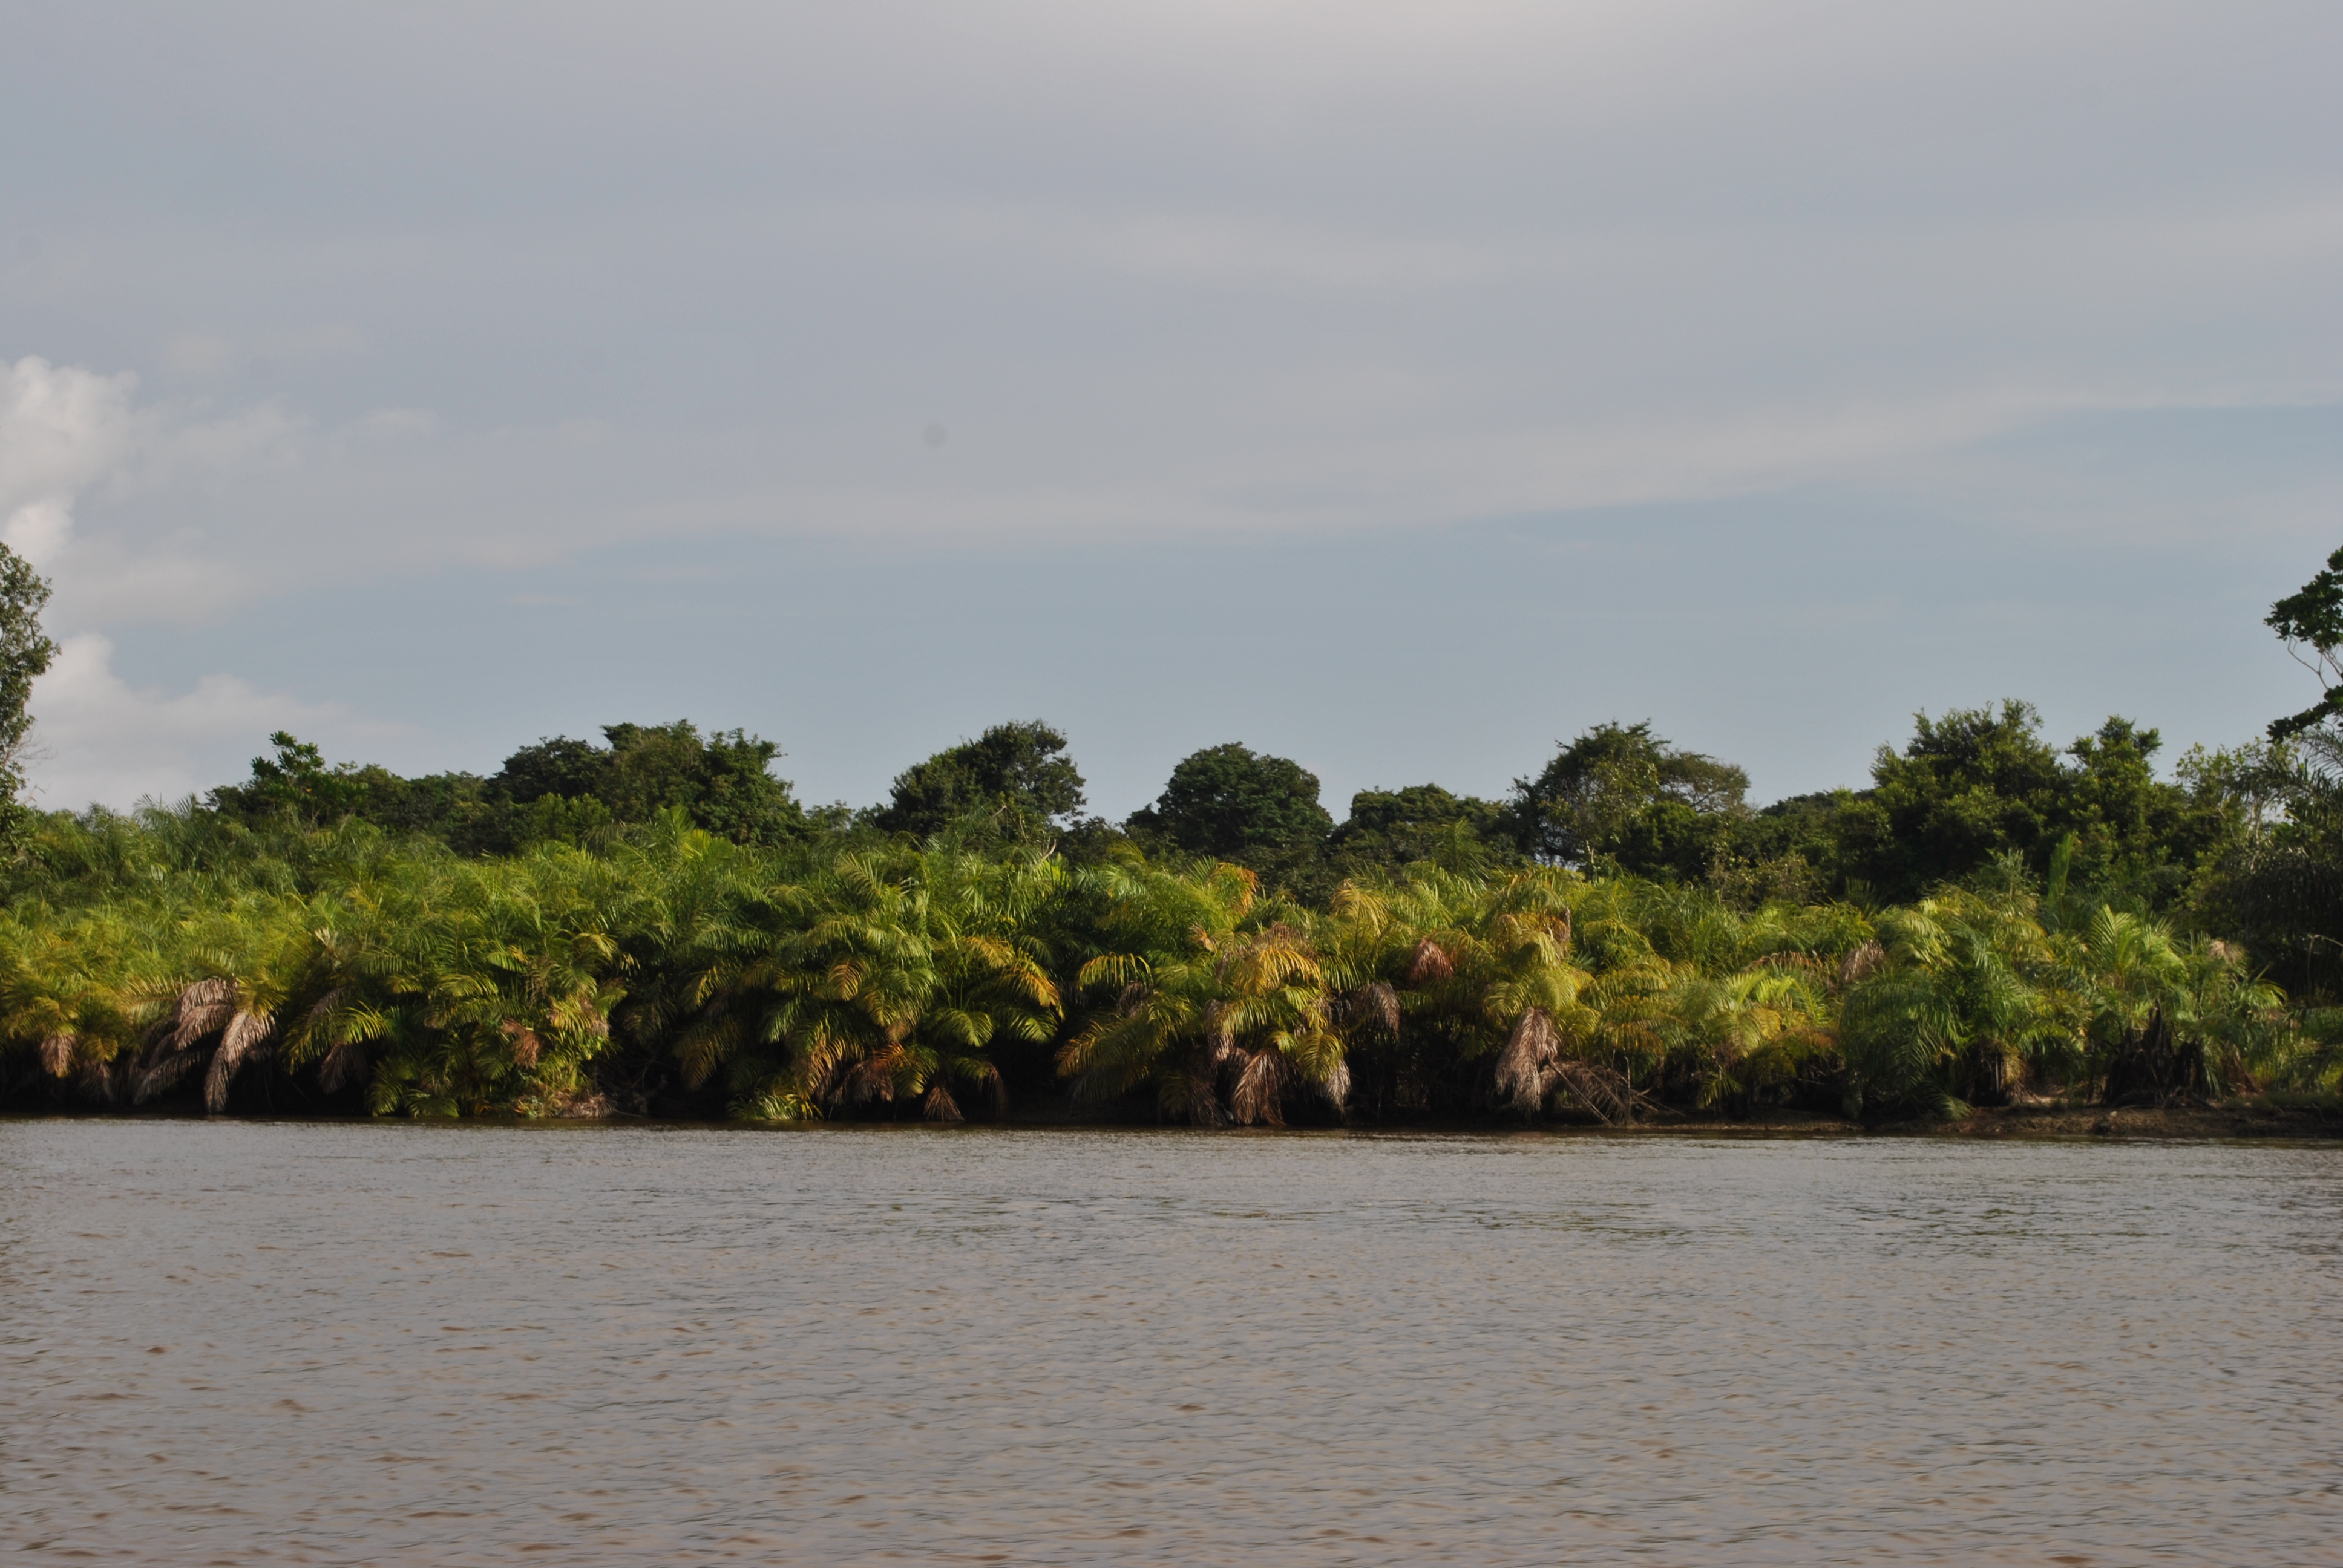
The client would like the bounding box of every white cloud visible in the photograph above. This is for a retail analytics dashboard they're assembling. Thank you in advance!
[22,634,362,811]
[2,497,76,566]
[0,359,405,806]
[0,357,140,569]
[0,354,307,621]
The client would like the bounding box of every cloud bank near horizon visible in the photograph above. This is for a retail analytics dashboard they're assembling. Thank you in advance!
[2,2,2339,814]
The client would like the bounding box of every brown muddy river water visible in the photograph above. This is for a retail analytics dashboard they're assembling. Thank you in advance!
[3,1122,2338,1565]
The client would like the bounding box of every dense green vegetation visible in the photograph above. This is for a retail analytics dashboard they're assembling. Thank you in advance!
[3,545,2341,1126]
[0,544,56,840]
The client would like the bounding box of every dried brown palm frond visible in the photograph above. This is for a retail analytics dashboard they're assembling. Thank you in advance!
[1116,981,1148,1016]
[501,1020,542,1068]
[171,978,238,1051]
[133,1050,201,1105]
[1493,1007,1560,1111]
[1407,939,1453,984]
[1550,1057,1638,1125]
[791,1024,864,1103]
[525,1082,614,1120]
[39,1031,75,1077]
[958,1060,1009,1116]
[923,1083,963,1123]
[840,1060,891,1107]
[1315,1057,1352,1107]
[1203,1033,1245,1086]
[1228,1046,1289,1127]
[1838,941,1887,988]
[839,1043,911,1108]
[205,1011,278,1113]
[1160,1068,1227,1126]
[79,1057,119,1106]
[1339,982,1400,1036]
[317,1036,368,1093]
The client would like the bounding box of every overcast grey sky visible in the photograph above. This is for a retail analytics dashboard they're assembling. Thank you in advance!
[2,1,2338,816]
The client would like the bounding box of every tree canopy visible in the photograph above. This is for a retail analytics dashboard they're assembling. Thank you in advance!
[1326,783,1515,877]
[0,541,56,832]
[1505,721,1749,878]
[1126,743,1334,886]
[11,540,2343,1124]
[212,721,806,851]
[873,720,1087,840]
[2178,545,2343,995]
[2267,544,2343,739]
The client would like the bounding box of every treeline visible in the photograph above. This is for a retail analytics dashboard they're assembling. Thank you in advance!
[0,802,2325,1125]
[3,550,2342,1125]
[195,694,2335,997]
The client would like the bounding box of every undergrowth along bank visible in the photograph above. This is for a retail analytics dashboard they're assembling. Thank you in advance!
[3,803,2330,1125]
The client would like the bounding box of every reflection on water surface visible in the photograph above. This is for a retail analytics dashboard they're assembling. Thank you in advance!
[4,1123,2338,1564]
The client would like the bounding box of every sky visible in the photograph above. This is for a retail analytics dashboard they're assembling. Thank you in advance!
[2,0,2338,818]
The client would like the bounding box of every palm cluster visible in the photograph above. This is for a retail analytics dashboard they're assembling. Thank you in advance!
[0,805,2318,1123]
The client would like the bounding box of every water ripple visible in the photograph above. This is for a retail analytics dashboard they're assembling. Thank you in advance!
[3,1122,2339,1564]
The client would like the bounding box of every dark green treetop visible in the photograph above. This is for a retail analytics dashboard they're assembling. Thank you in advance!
[873,720,1087,840]
[1126,742,1333,885]
[1327,783,1516,877]
[591,723,804,844]
[212,720,805,849]
[213,732,369,828]
[2267,544,2343,739]
[2182,544,2343,994]
[1860,701,2068,888]
[491,736,605,805]
[1505,721,1748,877]
[0,543,56,829]
[1763,703,2224,906]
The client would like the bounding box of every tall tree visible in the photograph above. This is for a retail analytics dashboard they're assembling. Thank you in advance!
[2267,544,2343,739]
[1505,722,1748,877]
[483,722,805,845]
[210,733,369,828]
[208,720,805,850]
[492,737,606,804]
[874,720,1087,840]
[1844,704,2217,904]
[1126,743,1333,884]
[1326,784,1515,877]
[1863,702,2066,886]
[595,722,805,844]
[0,543,56,829]
[2187,544,2343,996]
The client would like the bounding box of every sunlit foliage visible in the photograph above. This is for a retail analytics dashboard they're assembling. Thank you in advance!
[0,795,2314,1123]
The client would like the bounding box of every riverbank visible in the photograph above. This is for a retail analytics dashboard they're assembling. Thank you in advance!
[11,1094,2339,1139]
[1005,1093,2343,1140]
[1912,1097,2343,1141]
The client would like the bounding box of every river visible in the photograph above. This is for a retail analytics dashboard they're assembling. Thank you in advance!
[4,1121,2338,1564]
